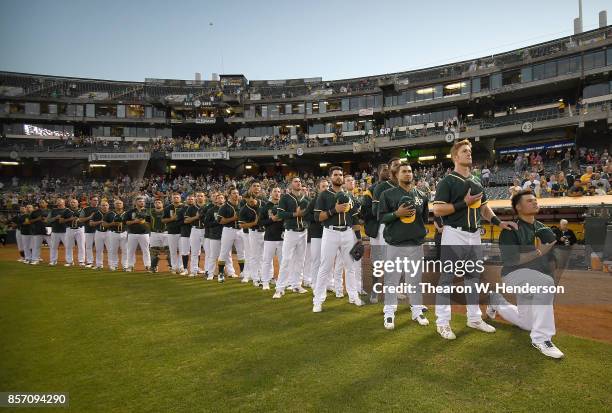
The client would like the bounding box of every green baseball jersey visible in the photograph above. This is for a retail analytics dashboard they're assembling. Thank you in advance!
[48,208,67,233]
[372,180,396,220]
[277,192,308,231]
[126,208,151,234]
[204,205,223,240]
[433,171,488,230]
[200,203,213,236]
[379,186,429,246]
[81,206,99,234]
[19,214,32,236]
[259,200,283,241]
[29,208,46,236]
[361,184,380,238]
[314,188,360,228]
[304,196,323,240]
[239,201,262,232]
[163,204,183,235]
[65,208,83,229]
[91,210,108,232]
[149,209,166,233]
[499,218,555,277]
[218,201,240,229]
[104,210,127,233]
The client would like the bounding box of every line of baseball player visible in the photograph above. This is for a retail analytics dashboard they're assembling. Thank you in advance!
[11,139,565,359]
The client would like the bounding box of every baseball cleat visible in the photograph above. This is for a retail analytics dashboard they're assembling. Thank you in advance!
[369,291,379,304]
[188,273,197,277]
[349,297,364,307]
[85,264,93,268]
[414,314,430,326]
[49,262,57,266]
[241,278,250,283]
[467,320,496,333]
[272,290,285,299]
[179,269,189,276]
[293,286,308,294]
[64,263,73,267]
[532,341,564,359]
[437,325,456,340]
[262,283,270,290]
[125,267,133,272]
[230,274,239,278]
[197,270,205,275]
[384,316,395,330]
[30,261,39,265]
[109,267,117,271]
[312,303,323,313]
[206,275,214,281]
[335,292,345,298]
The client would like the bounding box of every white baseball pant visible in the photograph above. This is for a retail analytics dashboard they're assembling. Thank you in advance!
[189,228,204,273]
[435,226,483,326]
[30,234,43,263]
[85,232,95,265]
[303,241,312,286]
[166,234,181,271]
[94,231,109,268]
[203,237,211,271]
[65,227,85,265]
[218,227,245,275]
[149,232,167,248]
[313,227,358,305]
[22,235,32,262]
[276,229,307,292]
[179,236,190,256]
[127,233,151,269]
[492,268,556,344]
[15,229,23,253]
[49,232,65,264]
[383,244,426,319]
[247,230,264,282]
[308,237,322,289]
[108,231,128,269]
[205,238,221,276]
[240,230,251,280]
[261,240,283,284]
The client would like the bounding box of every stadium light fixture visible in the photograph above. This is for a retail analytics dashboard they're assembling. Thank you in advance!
[170,165,177,170]
[0,161,19,165]
[245,165,252,170]
[399,158,408,162]
[444,82,466,90]
[416,87,434,95]
[319,162,329,167]
[446,154,452,159]
[418,155,436,161]
[89,164,107,168]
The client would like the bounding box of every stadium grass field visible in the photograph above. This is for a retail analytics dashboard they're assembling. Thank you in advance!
[1,260,611,413]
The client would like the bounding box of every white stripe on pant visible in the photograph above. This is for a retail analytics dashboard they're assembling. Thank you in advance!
[494,268,556,344]
[127,233,151,268]
[65,227,85,265]
[85,232,95,265]
[49,232,65,264]
[108,231,128,269]
[189,228,204,273]
[94,231,109,268]
[313,227,358,305]
[276,229,307,291]
[261,240,282,284]
[383,244,426,319]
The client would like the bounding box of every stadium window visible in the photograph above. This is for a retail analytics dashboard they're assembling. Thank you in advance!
[127,104,144,118]
[359,96,367,109]
[532,63,545,81]
[434,85,444,99]
[326,100,341,112]
[306,102,313,115]
[520,67,533,83]
[583,82,610,99]
[557,58,569,75]
[490,73,502,90]
[285,104,292,115]
[502,69,521,86]
[366,95,375,108]
[607,48,612,66]
[384,96,393,107]
[415,87,433,101]
[319,101,327,113]
[442,83,461,97]
[583,50,605,71]
[543,61,557,78]
[374,95,382,108]
[350,97,359,109]
[479,76,490,91]
[461,80,470,94]
[293,103,304,114]
[471,77,481,93]
[9,103,24,114]
[569,55,581,73]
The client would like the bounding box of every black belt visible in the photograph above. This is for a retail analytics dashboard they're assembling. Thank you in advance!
[287,228,305,232]
[328,226,349,232]
[449,225,479,233]
[250,228,265,233]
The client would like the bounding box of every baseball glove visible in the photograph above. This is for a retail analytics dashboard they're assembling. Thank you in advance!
[349,240,365,261]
